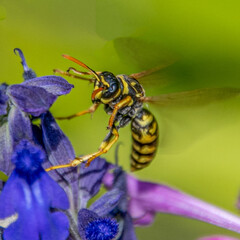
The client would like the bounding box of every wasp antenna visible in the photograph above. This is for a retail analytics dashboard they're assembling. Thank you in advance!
[62,54,101,82]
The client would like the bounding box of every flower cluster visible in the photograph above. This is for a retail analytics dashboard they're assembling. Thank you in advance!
[0,49,240,240]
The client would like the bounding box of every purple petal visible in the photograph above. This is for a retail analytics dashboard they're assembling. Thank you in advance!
[198,236,240,240]
[0,122,13,175]
[8,106,33,146]
[22,76,74,95]
[89,189,124,217]
[78,158,110,208]
[14,48,37,81]
[41,111,75,184]
[119,214,137,240]
[131,210,155,226]
[7,85,56,116]
[127,175,240,233]
[0,83,8,115]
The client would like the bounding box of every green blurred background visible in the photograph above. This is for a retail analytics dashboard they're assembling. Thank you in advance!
[1,0,240,239]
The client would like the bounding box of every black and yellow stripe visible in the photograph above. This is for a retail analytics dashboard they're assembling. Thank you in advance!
[130,108,158,171]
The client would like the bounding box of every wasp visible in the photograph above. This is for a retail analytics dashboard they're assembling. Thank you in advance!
[46,55,240,172]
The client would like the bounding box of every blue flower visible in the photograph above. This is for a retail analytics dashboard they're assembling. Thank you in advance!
[49,148,122,240]
[0,49,74,239]
[0,49,74,179]
[0,140,70,240]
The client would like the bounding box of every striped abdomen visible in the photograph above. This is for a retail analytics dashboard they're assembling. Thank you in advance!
[131,108,158,171]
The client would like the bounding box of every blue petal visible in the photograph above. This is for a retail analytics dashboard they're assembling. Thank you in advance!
[22,76,74,96]
[0,83,8,115]
[14,48,37,81]
[119,214,137,240]
[41,111,75,184]
[89,189,124,217]
[7,84,57,116]
[38,171,69,210]
[110,167,128,213]
[8,106,33,147]
[40,212,69,240]
[3,206,69,240]
[78,158,110,209]
[0,172,21,218]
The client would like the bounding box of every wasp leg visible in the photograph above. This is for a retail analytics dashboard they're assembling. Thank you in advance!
[107,96,133,129]
[54,69,94,82]
[45,158,85,172]
[56,103,99,120]
[67,67,102,76]
[45,126,119,172]
[85,126,119,167]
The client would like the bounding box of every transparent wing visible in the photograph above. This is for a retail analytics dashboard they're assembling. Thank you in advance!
[129,61,175,88]
[141,88,240,107]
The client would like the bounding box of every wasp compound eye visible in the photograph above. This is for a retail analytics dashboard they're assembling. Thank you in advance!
[108,82,118,93]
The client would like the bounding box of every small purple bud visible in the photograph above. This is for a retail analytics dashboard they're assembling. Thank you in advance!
[14,48,37,80]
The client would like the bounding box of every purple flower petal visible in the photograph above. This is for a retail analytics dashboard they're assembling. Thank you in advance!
[131,210,155,226]
[7,84,57,116]
[126,175,240,233]
[89,189,124,217]
[198,236,240,240]
[119,214,137,240]
[0,122,13,176]
[22,76,74,95]
[8,106,33,146]
[41,111,75,184]
[0,83,8,115]
[78,158,110,209]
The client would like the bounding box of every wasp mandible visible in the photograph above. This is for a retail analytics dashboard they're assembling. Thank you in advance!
[46,55,240,172]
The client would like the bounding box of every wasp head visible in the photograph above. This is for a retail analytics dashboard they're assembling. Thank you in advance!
[92,71,121,104]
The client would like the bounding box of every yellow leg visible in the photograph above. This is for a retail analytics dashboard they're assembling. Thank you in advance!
[85,126,119,167]
[45,126,119,171]
[67,67,102,76]
[53,69,94,82]
[107,96,132,129]
[56,103,99,120]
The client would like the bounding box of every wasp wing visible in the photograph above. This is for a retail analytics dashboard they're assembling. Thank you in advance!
[141,88,240,107]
